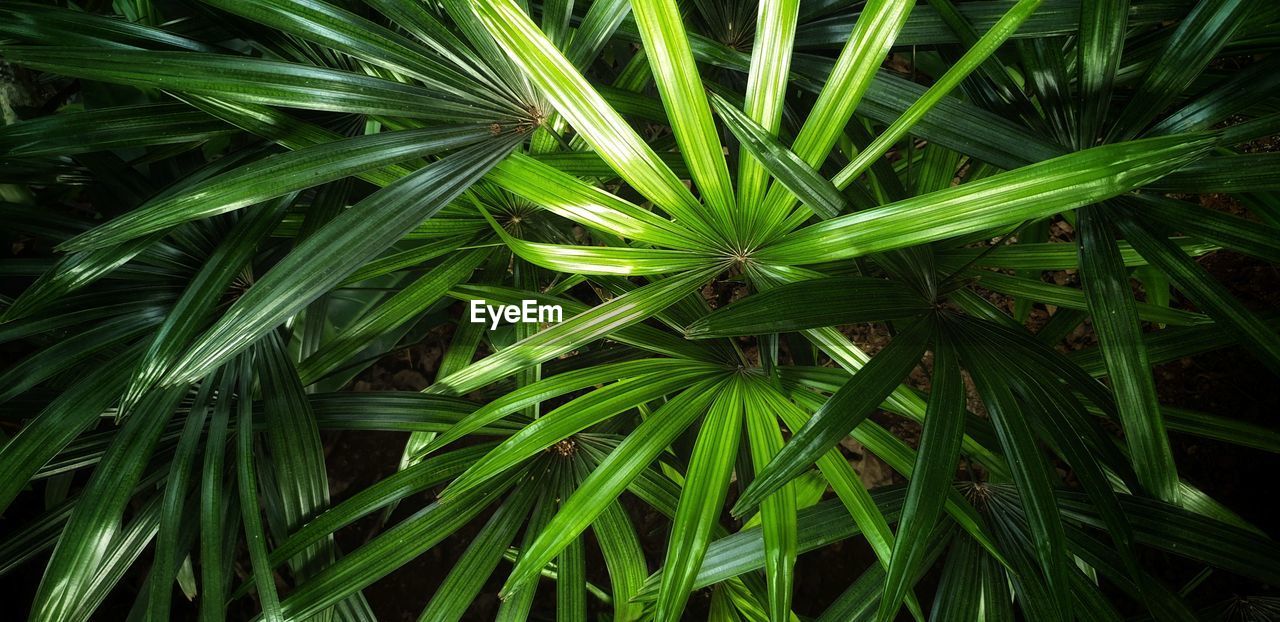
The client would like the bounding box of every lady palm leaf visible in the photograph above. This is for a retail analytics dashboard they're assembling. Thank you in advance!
[2,1,1279,621]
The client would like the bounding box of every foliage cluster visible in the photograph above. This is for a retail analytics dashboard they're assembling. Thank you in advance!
[2,0,1280,620]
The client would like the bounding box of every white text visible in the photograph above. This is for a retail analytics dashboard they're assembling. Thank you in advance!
[469,299,563,329]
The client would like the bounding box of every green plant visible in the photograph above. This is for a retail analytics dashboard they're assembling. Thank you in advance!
[2,0,1279,620]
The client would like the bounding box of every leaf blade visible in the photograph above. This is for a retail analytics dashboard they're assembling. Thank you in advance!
[1077,207,1180,502]
[630,0,736,234]
[876,335,965,622]
[0,47,509,122]
[734,317,932,516]
[470,0,720,242]
[758,134,1217,265]
[161,134,520,386]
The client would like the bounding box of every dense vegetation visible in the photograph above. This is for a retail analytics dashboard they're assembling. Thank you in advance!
[2,0,1280,620]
